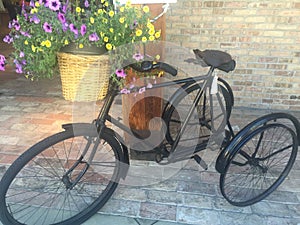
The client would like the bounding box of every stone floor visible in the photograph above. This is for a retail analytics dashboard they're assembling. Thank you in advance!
[1,40,300,224]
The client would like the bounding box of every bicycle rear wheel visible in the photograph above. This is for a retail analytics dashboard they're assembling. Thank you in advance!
[220,123,298,206]
[162,81,232,149]
[0,127,123,225]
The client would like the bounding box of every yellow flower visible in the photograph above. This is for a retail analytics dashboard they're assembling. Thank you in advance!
[30,8,38,14]
[90,17,95,24]
[155,54,161,60]
[143,6,149,13]
[119,17,125,24]
[119,6,125,12]
[76,7,81,13]
[104,37,109,42]
[147,21,154,30]
[142,36,147,42]
[109,28,114,33]
[149,35,155,41]
[64,40,69,45]
[104,1,108,7]
[35,2,40,7]
[102,18,108,23]
[31,45,36,52]
[155,31,161,39]
[79,44,84,48]
[45,40,51,48]
[108,10,114,17]
[136,29,142,37]
[24,40,28,45]
[148,29,155,36]
[97,9,103,14]
[106,43,112,50]
[125,1,131,8]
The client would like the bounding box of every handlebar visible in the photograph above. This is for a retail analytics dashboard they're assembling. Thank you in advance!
[129,61,178,76]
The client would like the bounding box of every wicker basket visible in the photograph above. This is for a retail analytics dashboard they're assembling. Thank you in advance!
[57,52,110,102]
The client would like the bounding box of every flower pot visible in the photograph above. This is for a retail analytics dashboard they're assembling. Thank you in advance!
[57,45,110,102]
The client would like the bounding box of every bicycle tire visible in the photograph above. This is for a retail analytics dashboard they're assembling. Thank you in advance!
[0,127,123,225]
[220,123,298,206]
[162,82,233,147]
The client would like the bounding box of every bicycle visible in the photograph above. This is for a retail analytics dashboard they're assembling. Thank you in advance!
[0,49,299,225]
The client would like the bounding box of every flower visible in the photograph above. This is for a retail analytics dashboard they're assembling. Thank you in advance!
[1,0,161,83]
[115,69,127,78]
[0,55,6,71]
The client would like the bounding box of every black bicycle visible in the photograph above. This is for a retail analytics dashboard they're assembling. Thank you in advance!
[0,49,299,225]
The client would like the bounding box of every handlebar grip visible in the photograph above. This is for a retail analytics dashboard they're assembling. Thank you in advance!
[129,61,177,76]
[157,62,177,76]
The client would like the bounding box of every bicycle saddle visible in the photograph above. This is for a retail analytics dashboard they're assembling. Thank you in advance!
[193,49,236,72]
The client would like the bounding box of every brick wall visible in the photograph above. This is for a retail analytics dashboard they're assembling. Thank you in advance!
[165,0,300,111]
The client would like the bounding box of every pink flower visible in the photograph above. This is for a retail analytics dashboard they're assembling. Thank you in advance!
[115,69,127,78]
[120,88,130,94]
[133,53,144,61]
[0,55,6,71]
[147,83,153,88]
[139,87,146,94]
[43,22,52,33]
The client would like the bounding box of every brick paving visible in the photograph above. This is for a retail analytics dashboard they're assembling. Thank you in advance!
[1,43,300,224]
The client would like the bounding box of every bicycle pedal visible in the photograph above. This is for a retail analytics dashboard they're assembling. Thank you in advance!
[193,155,208,170]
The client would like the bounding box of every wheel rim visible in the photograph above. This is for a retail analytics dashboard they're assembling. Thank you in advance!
[2,131,120,225]
[220,123,297,206]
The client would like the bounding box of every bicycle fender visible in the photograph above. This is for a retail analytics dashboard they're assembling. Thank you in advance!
[62,123,130,179]
[216,112,300,174]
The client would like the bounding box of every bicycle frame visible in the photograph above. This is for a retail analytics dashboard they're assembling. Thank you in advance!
[93,65,230,162]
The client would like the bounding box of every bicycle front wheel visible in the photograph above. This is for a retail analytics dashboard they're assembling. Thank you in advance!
[0,127,123,225]
[220,123,298,206]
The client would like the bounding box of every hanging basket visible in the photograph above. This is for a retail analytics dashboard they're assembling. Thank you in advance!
[57,50,110,102]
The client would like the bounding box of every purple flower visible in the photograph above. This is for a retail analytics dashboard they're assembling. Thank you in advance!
[58,12,66,23]
[133,53,144,61]
[62,0,68,13]
[20,31,31,37]
[0,62,5,71]
[43,22,52,33]
[0,55,5,62]
[120,88,130,94]
[80,24,87,36]
[69,24,78,37]
[115,69,126,78]
[19,51,25,57]
[139,87,146,94]
[84,0,89,7]
[29,0,35,7]
[12,20,20,31]
[3,35,13,44]
[48,0,61,11]
[0,55,6,71]
[89,33,99,42]
[130,20,138,30]
[14,61,23,73]
[62,23,68,32]
[39,0,49,7]
[30,14,40,24]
